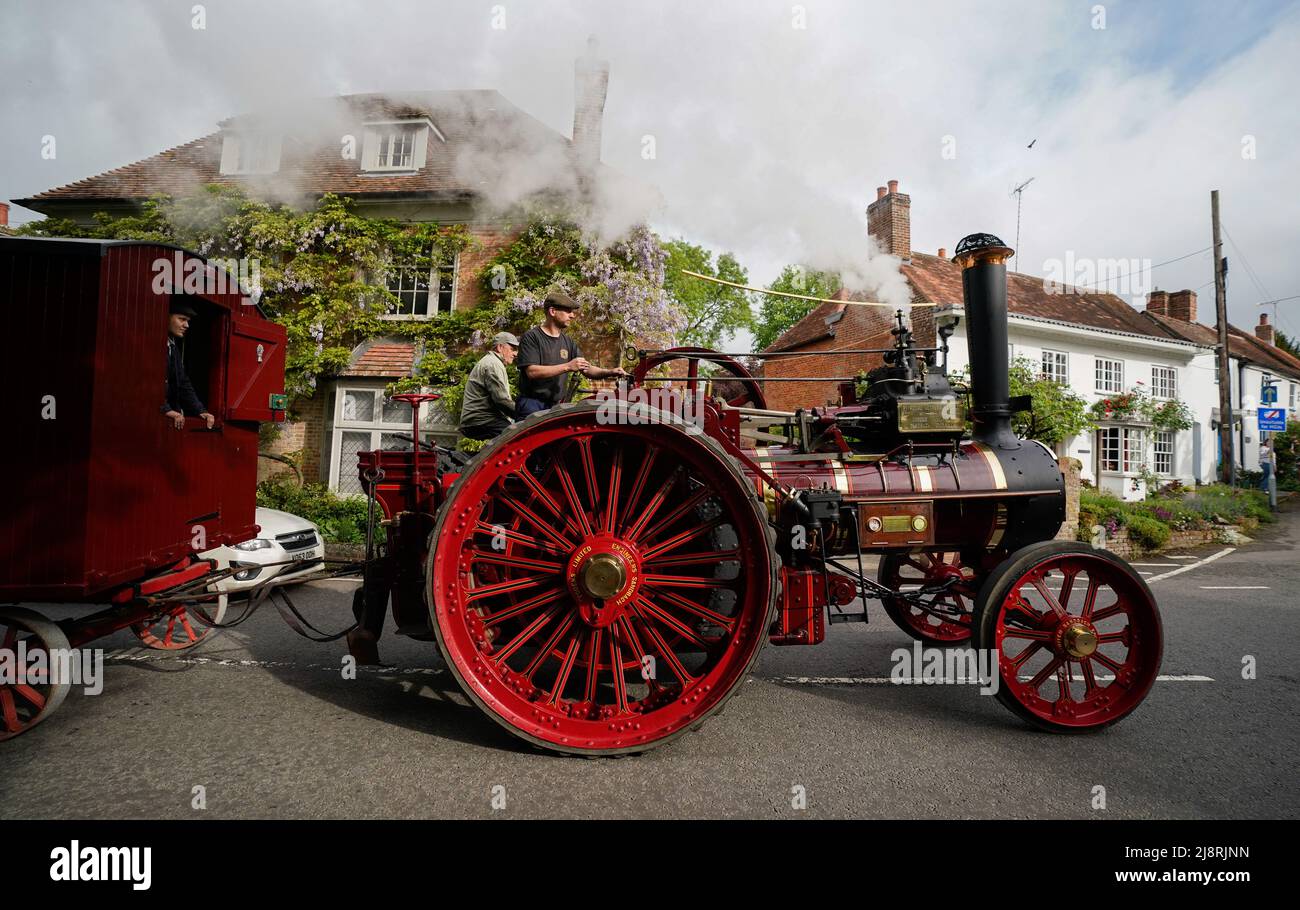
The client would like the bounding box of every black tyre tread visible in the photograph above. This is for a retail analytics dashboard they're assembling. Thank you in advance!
[427,399,779,756]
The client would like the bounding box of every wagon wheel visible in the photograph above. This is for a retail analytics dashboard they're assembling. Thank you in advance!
[130,593,228,651]
[429,399,776,756]
[878,550,978,644]
[0,607,72,741]
[632,347,766,410]
[972,541,1162,732]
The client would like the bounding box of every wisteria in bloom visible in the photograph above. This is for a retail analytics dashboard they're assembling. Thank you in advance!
[469,329,484,347]
[577,225,683,348]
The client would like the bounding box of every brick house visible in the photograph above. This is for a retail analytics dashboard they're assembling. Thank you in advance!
[761,180,1298,495]
[16,52,623,494]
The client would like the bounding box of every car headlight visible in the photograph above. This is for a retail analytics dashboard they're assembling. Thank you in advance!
[234,538,273,551]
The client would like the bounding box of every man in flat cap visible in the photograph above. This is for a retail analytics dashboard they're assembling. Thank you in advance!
[514,291,626,419]
[163,299,215,429]
[459,331,521,441]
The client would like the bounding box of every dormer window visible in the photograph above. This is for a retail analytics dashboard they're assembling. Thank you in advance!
[219,132,281,175]
[377,128,416,168]
[361,119,440,173]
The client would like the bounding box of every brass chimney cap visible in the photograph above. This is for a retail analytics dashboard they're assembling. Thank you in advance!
[953,232,1014,270]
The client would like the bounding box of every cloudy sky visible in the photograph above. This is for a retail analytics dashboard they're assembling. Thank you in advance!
[3,0,1298,342]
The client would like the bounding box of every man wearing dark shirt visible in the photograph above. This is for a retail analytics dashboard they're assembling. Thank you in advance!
[515,291,626,418]
[163,300,215,429]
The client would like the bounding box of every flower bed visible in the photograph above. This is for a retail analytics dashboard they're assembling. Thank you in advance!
[1077,484,1272,554]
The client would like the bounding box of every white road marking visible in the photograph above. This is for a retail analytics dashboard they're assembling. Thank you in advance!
[1130,563,1181,568]
[769,675,1214,685]
[1144,547,1236,583]
[1199,586,1270,590]
[103,650,448,678]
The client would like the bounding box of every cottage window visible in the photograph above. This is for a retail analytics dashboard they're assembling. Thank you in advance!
[1095,357,1124,394]
[1040,350,1068,384]
[361,120,437,172]
[1151,365,1177,399]
[1153,430,1174,475]
[382,252,457,318]
[328,386,436,496]
[219,132,281,175]
[1099,426,1144,473]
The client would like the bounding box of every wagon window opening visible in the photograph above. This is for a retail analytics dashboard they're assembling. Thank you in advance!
[167,294,223,420]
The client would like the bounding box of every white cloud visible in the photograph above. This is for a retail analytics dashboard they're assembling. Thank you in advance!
[2,0,1296,339]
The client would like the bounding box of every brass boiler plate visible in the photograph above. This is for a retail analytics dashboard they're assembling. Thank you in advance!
[896,398,965,433]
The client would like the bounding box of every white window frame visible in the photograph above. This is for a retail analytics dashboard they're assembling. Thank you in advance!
[1095,357,1124,394]
[327,385,437,494]
[361,119,440,173]
[219,132,282,175]
[1153,430,1174,475]
[1290,382,1297,411]
[1040,349,1068,384]
[1099,426,1145,474]
[379,251,458,320]
[1151,365,1177,400]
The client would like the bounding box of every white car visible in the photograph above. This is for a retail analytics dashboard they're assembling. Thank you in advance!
[201,507,327,595]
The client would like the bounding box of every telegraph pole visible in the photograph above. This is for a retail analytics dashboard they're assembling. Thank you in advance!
[1212,190,1235,485]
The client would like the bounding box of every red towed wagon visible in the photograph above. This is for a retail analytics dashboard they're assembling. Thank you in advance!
[0,237,286,737]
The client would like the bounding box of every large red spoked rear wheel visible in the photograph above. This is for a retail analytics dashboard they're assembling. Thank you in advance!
[430,400,776,755]
[878,550,978,644]
[0,607,72,741]
[973,541,1162,732]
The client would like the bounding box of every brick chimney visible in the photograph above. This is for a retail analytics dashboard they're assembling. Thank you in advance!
[1256,313,1275,346]
[0,201,8,227]
[937,247,947,260]
[572,36,609,177]
[1168,289,1197,323]
[867,178,911,259]
[1146,289,1169,315]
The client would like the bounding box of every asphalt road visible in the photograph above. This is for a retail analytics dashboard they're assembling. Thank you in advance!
[3,503,1297,820]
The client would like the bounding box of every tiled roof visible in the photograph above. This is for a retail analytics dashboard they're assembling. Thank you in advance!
[903,252,1164,336]
[342,340,416,377]
[764,251,1199,354]
[1141,311,1300,379]
[17,91,584,208]
[766,297,845,352]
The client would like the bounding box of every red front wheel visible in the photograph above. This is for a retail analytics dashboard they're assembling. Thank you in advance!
[973,542,1163,732]
[429,400,776,755]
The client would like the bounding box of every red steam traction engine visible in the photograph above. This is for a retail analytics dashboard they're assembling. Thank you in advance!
[352,232,1164,755]
[0,232,1163,752]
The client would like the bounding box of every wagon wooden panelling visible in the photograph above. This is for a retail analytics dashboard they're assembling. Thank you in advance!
[0,238,286,601]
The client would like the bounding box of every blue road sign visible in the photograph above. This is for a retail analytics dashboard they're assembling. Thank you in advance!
[1259,408,1287,431]
[1262,384,1278,405]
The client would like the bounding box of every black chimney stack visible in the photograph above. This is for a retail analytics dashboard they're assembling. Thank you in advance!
[953,232,1017,448]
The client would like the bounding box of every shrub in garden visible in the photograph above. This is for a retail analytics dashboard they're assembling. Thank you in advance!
[256,479,369,544]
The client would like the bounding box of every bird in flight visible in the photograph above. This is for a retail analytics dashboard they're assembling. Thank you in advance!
[1027,139,1037,148]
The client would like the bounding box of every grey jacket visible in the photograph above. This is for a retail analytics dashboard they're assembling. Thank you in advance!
[460,350,515,429]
